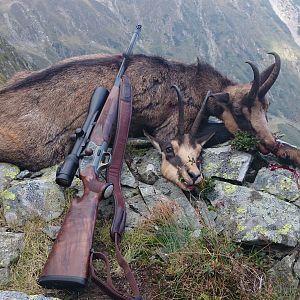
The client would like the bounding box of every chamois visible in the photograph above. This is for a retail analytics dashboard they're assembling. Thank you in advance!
[0,53,299,189]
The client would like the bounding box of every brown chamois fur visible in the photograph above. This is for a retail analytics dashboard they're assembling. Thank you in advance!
[0,53,299,177]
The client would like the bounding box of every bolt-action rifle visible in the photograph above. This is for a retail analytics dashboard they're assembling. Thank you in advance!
[38,25,142,300]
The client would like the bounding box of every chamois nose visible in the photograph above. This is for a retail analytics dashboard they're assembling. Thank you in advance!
[188,172,201,183]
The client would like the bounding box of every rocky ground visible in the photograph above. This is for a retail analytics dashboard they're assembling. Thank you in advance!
[0,138,299,299]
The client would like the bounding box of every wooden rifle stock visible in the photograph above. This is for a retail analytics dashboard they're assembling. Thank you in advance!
[39,167,109,290]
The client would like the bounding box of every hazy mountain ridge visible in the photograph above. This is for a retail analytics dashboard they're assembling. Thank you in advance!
[0,0,299,142]
[269,0,300,47]
[0,35,31,84]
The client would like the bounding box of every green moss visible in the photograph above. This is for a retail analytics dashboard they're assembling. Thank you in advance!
[237,223,246,232]
[278,224,292,235]
[244,232,255,240]
[1,190,16,201]
[222,173,230,179]
[224,184,238,194]
[231,131,260,152]
[40,166,57,181]
[279,178,293,190]
[236,207,246,214]
[252,225,268,236]
[3,165,20,179]
[204,162,214,172]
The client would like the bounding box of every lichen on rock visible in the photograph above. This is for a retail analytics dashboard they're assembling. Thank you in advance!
[202,145,252,183]
[1,167,65,227]
[253,167,300,202]
[207,181,300,247]
[0,163,20,192]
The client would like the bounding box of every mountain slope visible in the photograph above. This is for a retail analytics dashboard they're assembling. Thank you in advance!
[269,0,300,47]
[0,35,31,84]
[0,0,299,135]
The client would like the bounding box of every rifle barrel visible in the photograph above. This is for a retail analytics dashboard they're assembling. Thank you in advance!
[115,24,142,84]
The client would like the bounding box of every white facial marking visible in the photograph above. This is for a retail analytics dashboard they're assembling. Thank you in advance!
[160,135,204,190]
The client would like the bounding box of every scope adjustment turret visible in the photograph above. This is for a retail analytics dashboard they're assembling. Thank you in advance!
[70,128,84,141]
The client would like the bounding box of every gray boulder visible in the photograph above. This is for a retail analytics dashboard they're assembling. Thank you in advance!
[269,253,299,293]
[129,148,161,185]
[0,231,24,268]
[0,291,60,300]
[253,167,300,202]
[207,181,300,247]
[42,225,61,240]
[121,162,138,188]
[1,167,65,226]
[202,145,252,183]
[125,195,149,230]
[294,257,300,279]
[16,170,32,180]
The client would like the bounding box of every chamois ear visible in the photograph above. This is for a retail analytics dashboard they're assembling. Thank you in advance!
[211,92,230,105]
[143,130,162,153]
[197,132,216,146]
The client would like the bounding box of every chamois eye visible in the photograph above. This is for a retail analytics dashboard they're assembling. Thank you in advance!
[166,146,173,154]
[197,157,202,166]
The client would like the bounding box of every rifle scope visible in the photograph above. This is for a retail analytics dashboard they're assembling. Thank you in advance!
[56,87,109,187]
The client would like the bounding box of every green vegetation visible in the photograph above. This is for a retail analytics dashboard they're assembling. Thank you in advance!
[1,200,298,299]
[197,177,216,198]
[5,219,52,294]
[90,201,293,299]
[231,131,260,152]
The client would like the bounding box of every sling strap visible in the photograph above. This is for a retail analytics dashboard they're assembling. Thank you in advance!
[90,76,142,299]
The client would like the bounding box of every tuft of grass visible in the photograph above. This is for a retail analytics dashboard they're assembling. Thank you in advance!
[5,219,52,294]
[196,177,216,198]
[158,229,275,300]
[231,131,260,152]
[124,201,193,257]
[118,202,283,299]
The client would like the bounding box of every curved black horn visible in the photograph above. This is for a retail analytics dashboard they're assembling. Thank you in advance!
[190,90,211,136]
[258,52,281,98]
[245,61,260,105]
[171,85,185,136]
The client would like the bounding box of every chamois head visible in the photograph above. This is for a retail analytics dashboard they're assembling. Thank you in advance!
[144,86,214,191]
[211,52,281,153]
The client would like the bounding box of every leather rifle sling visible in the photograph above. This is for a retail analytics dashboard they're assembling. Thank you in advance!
[90,76,142,300]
